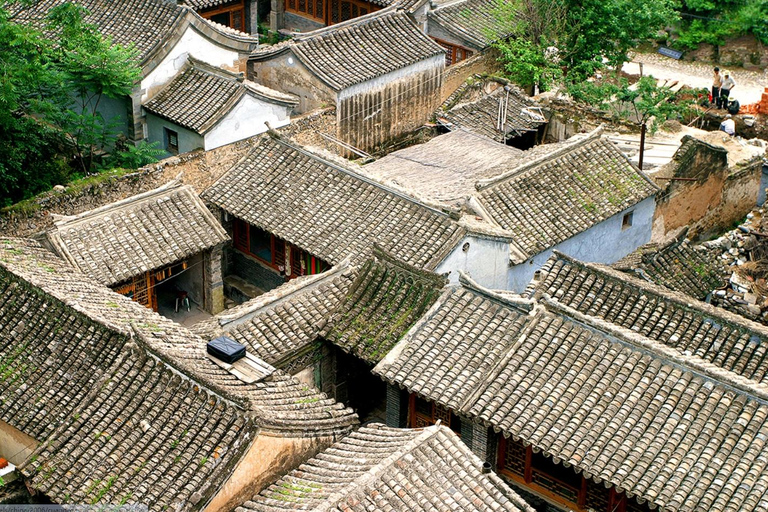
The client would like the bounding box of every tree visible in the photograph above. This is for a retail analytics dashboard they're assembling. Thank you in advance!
[493,0,679,88]
[568,76,696,168]
[0,1,152,206]
[44,2,142,174]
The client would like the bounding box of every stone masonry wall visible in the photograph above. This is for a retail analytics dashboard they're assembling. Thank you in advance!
[0,136,256,238]
[652,135,762,240]
[440,51,501,104]
[683,34,768,70]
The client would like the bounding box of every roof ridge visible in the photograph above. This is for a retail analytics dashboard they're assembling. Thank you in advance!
[375,286,456,369]
[214,257,354,330]
[314,425,442,512]
[293,5,400,41]
[543,297,768,405]
[547,250,768,338]
[372,244,449,285]
[186,54,245,82]
[458,270,535,312]
[475,126,605,191]
[128,323,251,410]
[457,303,544,414]
[50,179,184,228]
[429,0,470,11]
[0,243,249,410]
[272,136,455,219]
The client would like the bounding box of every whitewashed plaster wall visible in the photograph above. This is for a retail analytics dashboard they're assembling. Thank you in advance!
[204,94,292,150]
[141,26,241,102]
[436,235,510,290]
[337,54,444,102]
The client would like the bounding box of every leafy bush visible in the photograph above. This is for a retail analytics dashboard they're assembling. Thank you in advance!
[673,0,768,48]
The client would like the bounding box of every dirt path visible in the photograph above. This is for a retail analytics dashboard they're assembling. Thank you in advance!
[622,52,767,104]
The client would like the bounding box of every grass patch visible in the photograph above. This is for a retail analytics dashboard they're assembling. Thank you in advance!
[1,167,137,218]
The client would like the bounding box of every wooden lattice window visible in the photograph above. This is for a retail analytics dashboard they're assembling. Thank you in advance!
[586,479,611,511]
[113,272,156,311]
[433,37,473,67]
[199,0,246,31]
[165,128,179,155]
[408,394,461,433]
[232,217,328,279]
[287,0,324,22]
[500,437,526,478]
[330,0,340,23]
[326,0,377,24]
[530,458,580,505]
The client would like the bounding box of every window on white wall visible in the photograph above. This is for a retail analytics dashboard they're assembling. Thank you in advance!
[165,128,179,155]
[622,211,634,230]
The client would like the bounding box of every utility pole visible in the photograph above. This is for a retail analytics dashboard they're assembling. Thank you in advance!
[638,121,647,170]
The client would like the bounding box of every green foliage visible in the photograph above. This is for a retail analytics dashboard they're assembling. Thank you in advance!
[493,0,677,88]
[0,1,155,207]
[105,140,164,170]
[495,37,563,90]
[568,76,695,131]
[673,0,768,47]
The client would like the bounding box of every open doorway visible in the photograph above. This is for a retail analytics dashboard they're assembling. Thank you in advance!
[333,349,386,425]
[153,254,211,326]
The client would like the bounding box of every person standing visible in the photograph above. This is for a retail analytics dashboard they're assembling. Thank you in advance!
[720,70,736,108]
[712,67,722,107]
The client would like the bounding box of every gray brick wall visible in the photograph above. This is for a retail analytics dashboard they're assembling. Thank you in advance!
[466,422,497,465]
[231,250,284,291]
[204,244,225,314]
[460,416,474,448]
[385,384,409,428]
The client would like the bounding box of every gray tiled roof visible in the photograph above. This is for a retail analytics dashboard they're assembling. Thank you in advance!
[9,0,185,62]
[202,135,467,270]
[375,282,532,411]
[191,266,355,369]
[0,238,358,438]
[360,129,525,207]
[251,10,444,91]
[611,228,726,300]
[183,0,232,9]
[322,247,447,364]
[476,130,659,258]
[375,275,768,512]
[238,424,536,512]
[144,59,297,134]
[427,0,515,50]
[529,251,768,384]
[44,182,229,287]
[437,85,547,142]
[0,240,252,510]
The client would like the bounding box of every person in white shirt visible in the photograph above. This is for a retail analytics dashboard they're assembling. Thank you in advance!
[720,71,736,108]
[720,114,735,136]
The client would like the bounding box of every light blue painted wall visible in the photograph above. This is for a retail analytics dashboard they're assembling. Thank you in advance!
[507,195,657,292]
[145,113,204,158]
[97,95,132,139]
[435,235,510,290]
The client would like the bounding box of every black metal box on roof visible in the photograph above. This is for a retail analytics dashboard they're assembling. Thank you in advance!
[207,336,246,363]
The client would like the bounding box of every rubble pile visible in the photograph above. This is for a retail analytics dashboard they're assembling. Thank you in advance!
[704,208,768,322]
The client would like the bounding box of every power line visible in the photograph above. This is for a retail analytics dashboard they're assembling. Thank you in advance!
[679,12,738,24]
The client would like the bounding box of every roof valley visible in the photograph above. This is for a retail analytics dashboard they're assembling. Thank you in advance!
[313,426,441,512]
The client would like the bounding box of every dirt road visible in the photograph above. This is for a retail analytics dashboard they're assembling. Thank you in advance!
[622,52,767,104]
